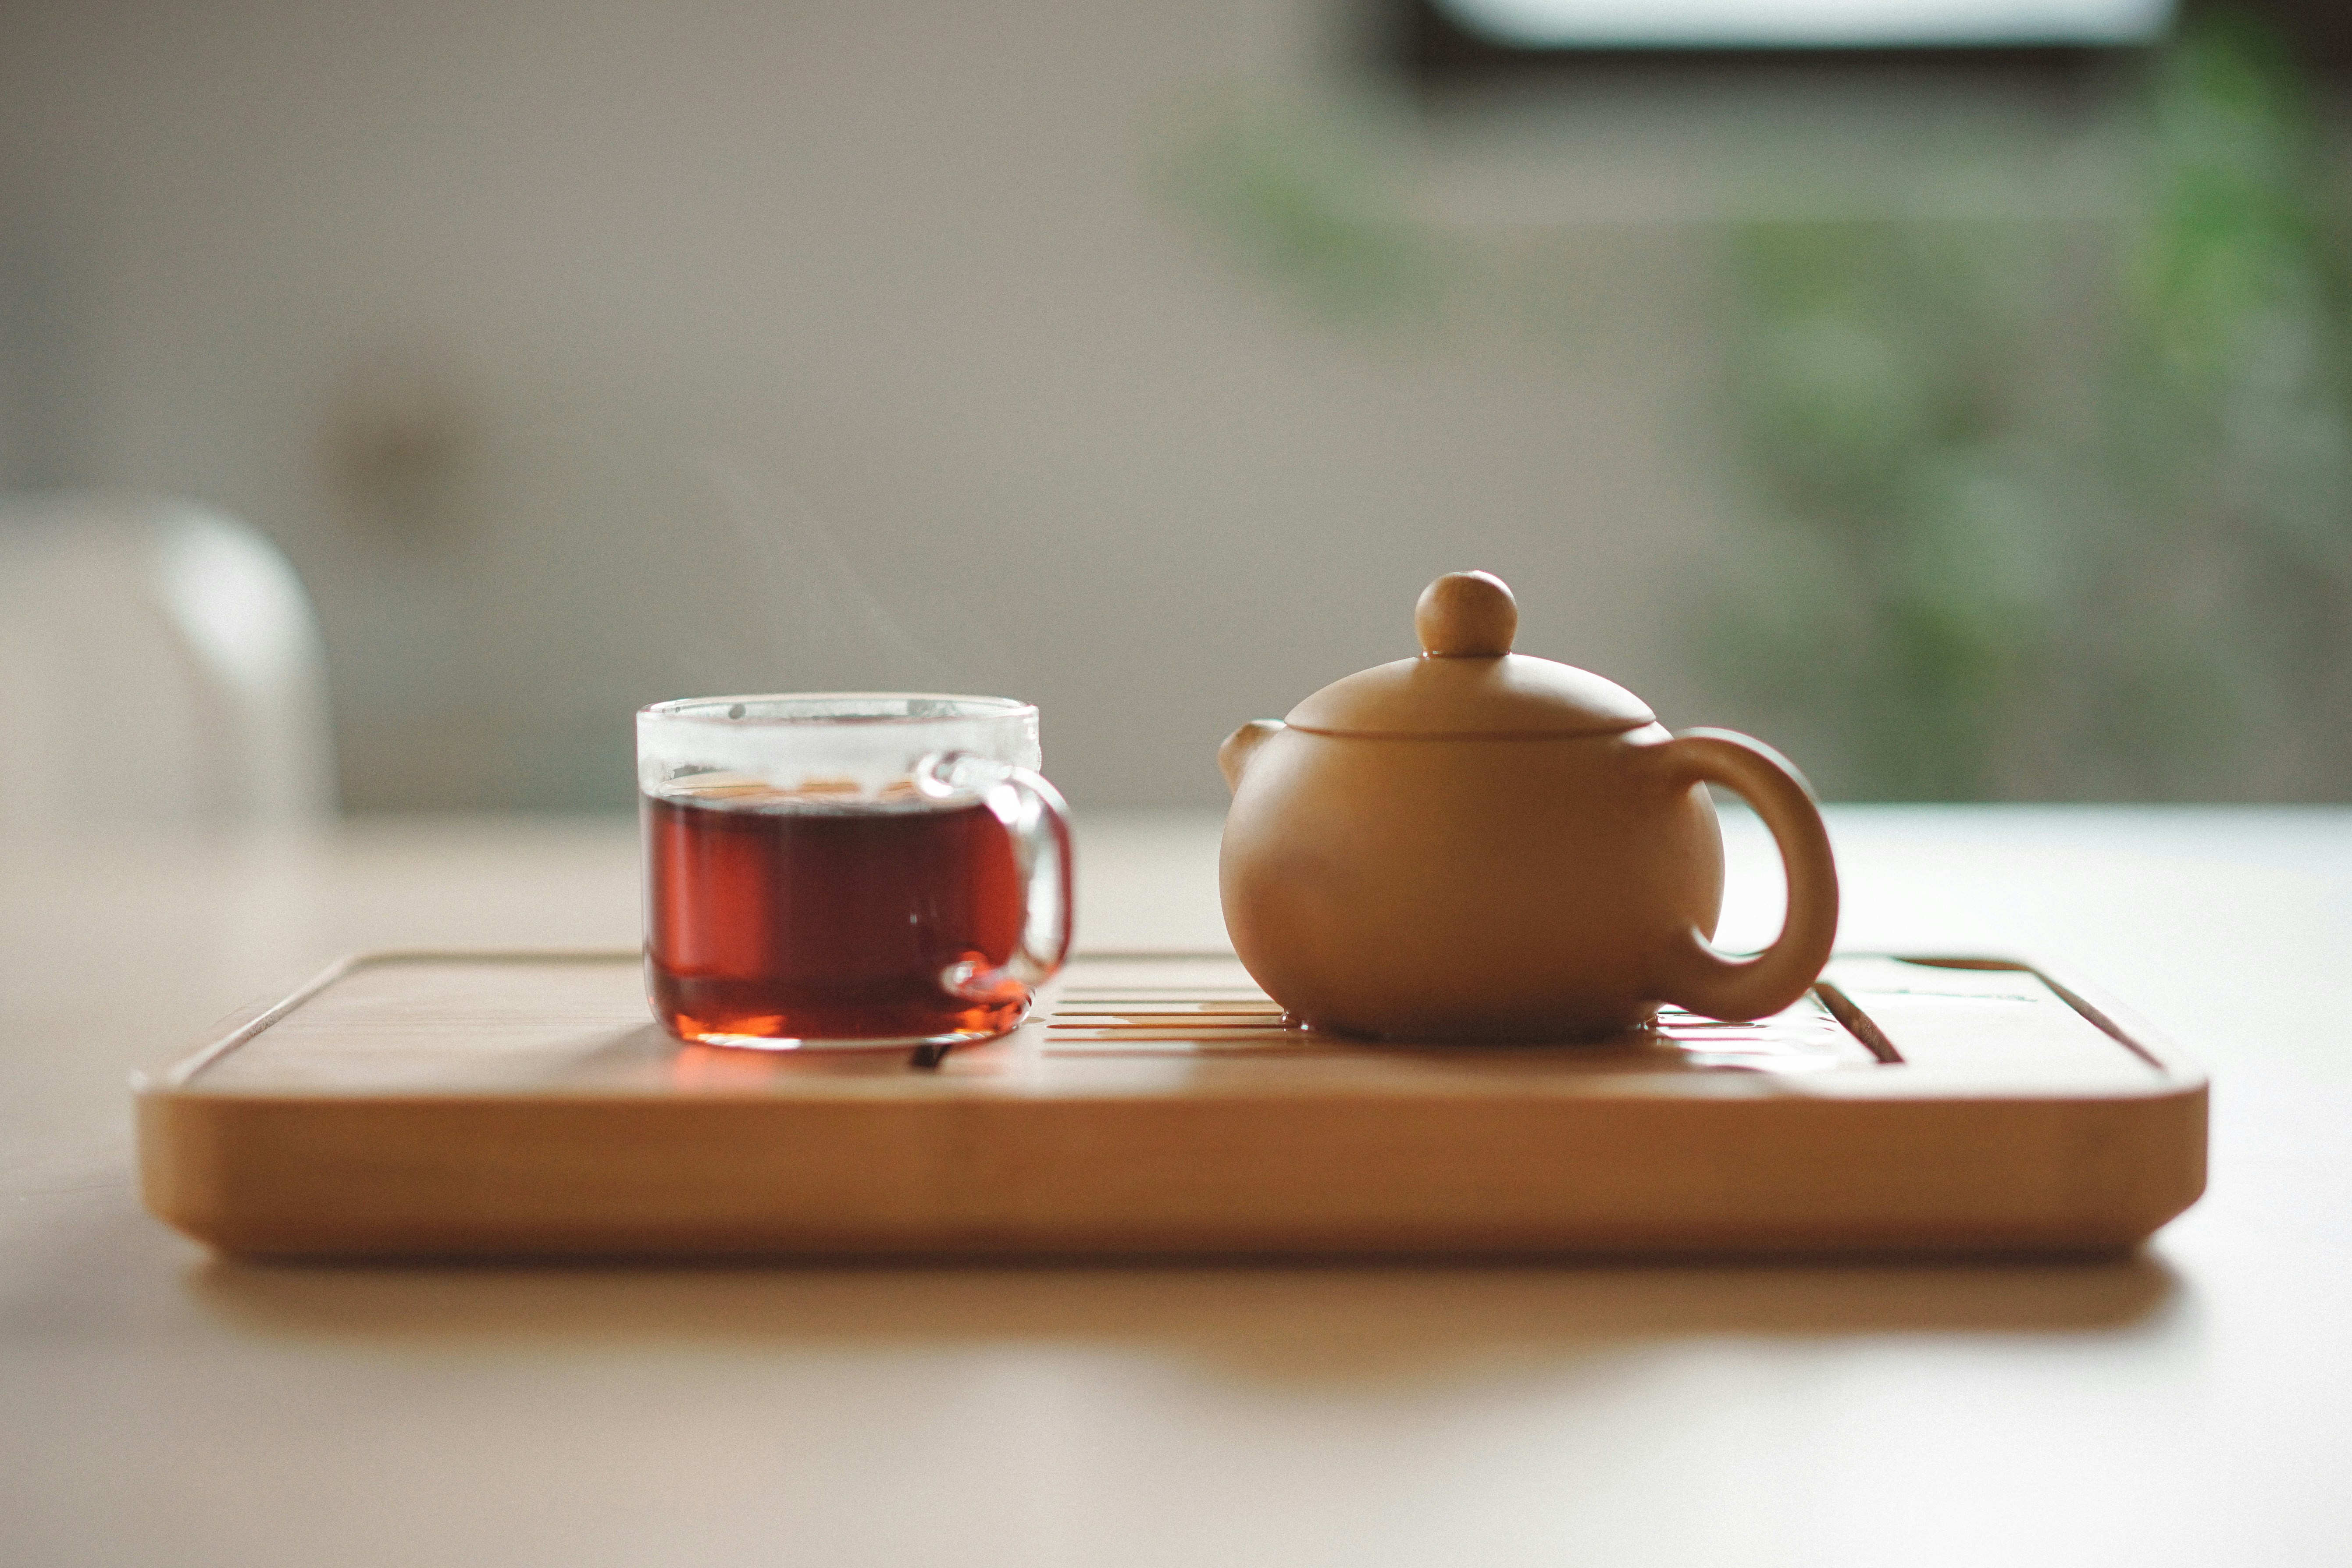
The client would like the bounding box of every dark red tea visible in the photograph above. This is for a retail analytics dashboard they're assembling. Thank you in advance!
[643,791,1029,1046]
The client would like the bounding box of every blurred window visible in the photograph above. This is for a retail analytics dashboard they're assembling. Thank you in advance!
[1443,0,2175,49]
[1400,0,2352,81]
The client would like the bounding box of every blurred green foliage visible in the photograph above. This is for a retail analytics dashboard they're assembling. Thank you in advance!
[1717,217,2081,796]
[1158,17,2352,798]
[1151,90,1453,333]
[1720,14,2352,798]
[1147,89,1605,362]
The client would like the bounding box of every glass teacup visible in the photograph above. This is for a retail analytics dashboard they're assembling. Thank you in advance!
[638,694,1072,1051]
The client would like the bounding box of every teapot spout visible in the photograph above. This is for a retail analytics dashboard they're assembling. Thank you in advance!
[1218,720,1286,794]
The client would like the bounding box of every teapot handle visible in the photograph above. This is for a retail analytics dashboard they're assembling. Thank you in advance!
[1650,729,1839,1022]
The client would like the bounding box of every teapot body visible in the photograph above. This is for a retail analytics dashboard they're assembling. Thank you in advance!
[1219,722,1725,1040]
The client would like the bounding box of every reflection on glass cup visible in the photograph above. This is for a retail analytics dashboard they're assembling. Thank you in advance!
[637,694,1073,1051]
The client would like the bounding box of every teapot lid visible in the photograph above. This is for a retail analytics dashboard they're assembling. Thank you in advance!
[1284,571,1656,738]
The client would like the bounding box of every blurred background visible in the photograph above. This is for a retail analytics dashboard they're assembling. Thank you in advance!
[3,0,2348,814]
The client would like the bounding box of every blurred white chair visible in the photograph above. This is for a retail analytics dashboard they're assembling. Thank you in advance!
[0,494,336,828]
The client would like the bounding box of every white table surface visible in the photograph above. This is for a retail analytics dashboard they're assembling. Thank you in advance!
[3,805,2348,1566]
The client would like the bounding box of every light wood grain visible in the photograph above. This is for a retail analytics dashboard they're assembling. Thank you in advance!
[136,951,2204,1261]
[14,808,2350,1568]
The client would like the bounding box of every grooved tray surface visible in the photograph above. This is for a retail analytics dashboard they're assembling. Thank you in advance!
[135,951,2206,1261]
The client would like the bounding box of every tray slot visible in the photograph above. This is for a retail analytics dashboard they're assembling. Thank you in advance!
[1817,957,2157,1080]
[1037,985,1877,1073]
[1811,983,1905,1064]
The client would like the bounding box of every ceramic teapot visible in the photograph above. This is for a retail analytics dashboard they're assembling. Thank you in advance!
[1217,571,1838,1041]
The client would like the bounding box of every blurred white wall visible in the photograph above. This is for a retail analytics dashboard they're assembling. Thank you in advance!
[0,0,1964,809]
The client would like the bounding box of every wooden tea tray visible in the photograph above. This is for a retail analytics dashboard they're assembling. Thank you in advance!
[135,951,2205,1261]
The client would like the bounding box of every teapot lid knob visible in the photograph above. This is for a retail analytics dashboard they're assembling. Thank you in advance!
[1415,571,1517,658]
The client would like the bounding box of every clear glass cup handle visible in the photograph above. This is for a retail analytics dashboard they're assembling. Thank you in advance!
[915,750,1075,1001]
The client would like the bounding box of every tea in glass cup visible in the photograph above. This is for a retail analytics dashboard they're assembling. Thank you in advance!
[638,694,1072,1050]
